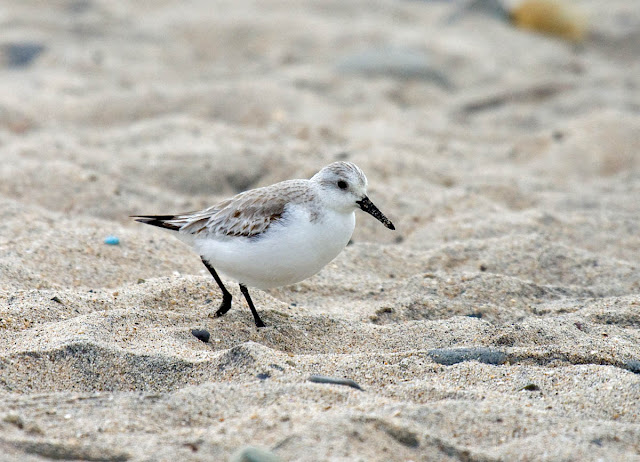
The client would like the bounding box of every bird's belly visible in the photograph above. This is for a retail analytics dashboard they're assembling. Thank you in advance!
[194,210,355,289]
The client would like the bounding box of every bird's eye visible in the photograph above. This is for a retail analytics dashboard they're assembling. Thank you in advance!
[337,180,348,190]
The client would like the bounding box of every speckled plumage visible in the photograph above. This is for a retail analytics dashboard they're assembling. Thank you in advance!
[145,162,368,239]
[162,180,319,238]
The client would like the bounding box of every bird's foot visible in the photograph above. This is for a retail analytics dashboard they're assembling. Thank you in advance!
[214,293,232,317]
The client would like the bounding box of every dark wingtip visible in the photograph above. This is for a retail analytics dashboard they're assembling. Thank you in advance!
[131,215,180,231]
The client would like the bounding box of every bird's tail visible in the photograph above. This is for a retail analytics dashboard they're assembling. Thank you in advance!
[130,215,181,231]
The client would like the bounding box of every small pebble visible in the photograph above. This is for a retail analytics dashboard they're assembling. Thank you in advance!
[518,383,541,391]
[104,236,120,245]
[5,42,45,67]
[510,0,587,43]
[308,375,363,390]
[466,312,483,318]
[191,329,210,343]
[624,360,640,374]
[230,446,282,462]
[428,347,507,366]
[448,0,509,23]
[257,372,270,380]
[337,47,449,86]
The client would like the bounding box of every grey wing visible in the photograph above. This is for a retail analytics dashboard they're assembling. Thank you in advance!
[137,180,311,238]
[180,188,289,238]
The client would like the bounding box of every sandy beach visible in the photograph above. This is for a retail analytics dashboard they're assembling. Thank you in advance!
[1,0,639,460]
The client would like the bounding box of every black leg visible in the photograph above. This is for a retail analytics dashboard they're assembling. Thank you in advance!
[201,257,232,317]
[239,284,266,328]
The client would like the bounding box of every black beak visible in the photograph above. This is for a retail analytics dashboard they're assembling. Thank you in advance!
[356,196,395,230]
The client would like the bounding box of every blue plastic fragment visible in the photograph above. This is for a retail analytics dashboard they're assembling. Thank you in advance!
[104,235,120,245]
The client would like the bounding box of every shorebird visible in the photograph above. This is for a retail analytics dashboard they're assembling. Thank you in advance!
[132,161,395,327]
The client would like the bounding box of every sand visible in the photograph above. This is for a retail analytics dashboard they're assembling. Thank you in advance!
[1,0,639,460]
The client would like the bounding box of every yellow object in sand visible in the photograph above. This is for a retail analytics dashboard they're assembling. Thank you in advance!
[510,0,587,43]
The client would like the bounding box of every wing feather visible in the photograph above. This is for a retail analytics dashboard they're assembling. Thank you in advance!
[159,180,311,238]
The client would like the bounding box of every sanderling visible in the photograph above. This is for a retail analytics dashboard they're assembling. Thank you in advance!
[132,161,395,327]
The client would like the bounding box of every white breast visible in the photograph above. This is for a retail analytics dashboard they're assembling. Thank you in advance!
[193,205,356,289]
